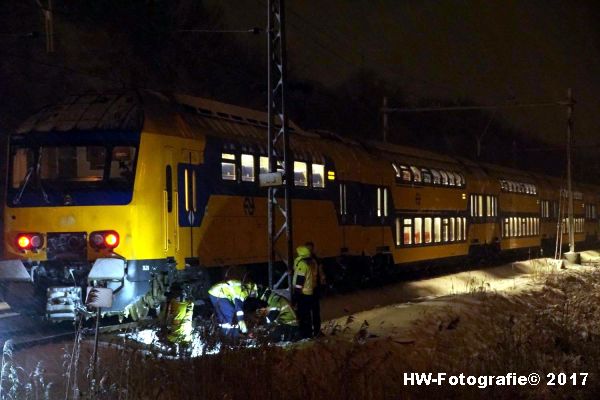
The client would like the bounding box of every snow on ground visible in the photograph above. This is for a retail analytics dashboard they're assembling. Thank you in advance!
[321,257,573,340]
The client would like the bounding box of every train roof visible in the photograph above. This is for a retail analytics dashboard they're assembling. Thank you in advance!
[14,90,599,192]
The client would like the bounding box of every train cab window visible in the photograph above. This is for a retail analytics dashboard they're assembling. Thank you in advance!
[431,169,441,185]
[414,218,422,244]
[11,148,33,188]
[312,163,325,188]
[221,153,236,181]
[410,166,422,183]
[259,156,269,175]
[403,218,413,245]
[422,168,432,184]
[241,154,255,182]
[424,217,433,243]
[109,146,137,182]
[294,161,308,186]
[440,170,448,185]
[434,217,442,242]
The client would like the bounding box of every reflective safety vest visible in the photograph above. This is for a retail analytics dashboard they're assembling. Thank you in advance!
[208,280,258,325]
[208,280,257,302]
[293,246,316,295]
[265,292,297,326]
[166,299,194,344]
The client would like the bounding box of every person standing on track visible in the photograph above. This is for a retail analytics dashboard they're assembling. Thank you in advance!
[305,241,326,337]
[292,245,320,339]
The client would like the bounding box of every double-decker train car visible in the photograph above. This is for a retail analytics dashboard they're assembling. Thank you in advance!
[1,90,599,320]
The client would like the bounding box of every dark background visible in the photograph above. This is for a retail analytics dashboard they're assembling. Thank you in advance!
[1,0,599,181]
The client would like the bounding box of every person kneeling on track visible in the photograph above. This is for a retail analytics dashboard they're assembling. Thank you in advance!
[256,287,299,342]
[161,284,194,345]
[208,279,258,338]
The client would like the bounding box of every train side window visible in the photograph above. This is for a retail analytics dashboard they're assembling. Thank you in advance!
[221,153,236,181]
[410,166,422,183]
[241,154,255,182]
[414,218,422,244]
[165,165,173,212]
[259,156,269,174]
[392,163,401,178]
[431,169,441,185]
[422,168,432,184]
[447,172,455,186]
[400,165,412,182]
[377,188,382,217]
[395,218,401,245]
[440,170,448,185]
[442,218,449,241]
[456,217,462,240]
[434,217,441,242]
[424,217,432,243]
[312,163,325,188]
[403,218,413,245]
[294,161,308,186]
[449,218,455,241]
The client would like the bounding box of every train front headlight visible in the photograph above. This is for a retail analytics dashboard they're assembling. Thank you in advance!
[16,233,44,251]
[89,230,120,250]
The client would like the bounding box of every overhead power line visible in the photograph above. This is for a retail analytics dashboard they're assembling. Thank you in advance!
[382,101,573,113]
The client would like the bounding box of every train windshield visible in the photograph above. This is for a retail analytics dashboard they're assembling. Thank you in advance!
[8,134,140,207]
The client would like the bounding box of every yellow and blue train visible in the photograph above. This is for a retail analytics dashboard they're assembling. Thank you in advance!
[1,91,598,320]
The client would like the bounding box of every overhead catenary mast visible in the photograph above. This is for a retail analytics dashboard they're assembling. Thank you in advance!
[266,0,293,291]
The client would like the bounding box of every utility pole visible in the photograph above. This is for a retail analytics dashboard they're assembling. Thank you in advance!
[266,0,293,291]
[566,88,575,253]
[382,96,388,142]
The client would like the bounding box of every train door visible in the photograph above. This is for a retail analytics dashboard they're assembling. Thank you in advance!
[163,146,178,257]
[177,150,202,265]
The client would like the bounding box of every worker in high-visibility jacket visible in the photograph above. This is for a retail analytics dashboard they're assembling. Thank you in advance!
[208,279,258,337]
[162,285,194,345]
[258,288,299,342]
[292,245,319,338]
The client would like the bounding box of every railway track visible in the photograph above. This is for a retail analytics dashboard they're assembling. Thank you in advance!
[0,303,152,351]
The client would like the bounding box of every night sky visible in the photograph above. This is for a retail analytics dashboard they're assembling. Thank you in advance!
[215,0,600,148]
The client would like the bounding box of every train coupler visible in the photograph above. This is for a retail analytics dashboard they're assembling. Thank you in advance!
[46,286,83,321]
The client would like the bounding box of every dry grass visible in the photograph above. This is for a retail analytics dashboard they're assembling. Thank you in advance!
[4,266,600,399]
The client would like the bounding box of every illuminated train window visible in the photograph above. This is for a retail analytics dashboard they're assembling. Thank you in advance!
[431,169,441,184]
[421,168,432,183]
[397,216,466,247]
[259,156,269,175]
[241,154,255,182]
[500,179,537,195]
[221,153,236,181]
[294,161,308,186]
[392,163,465,188]
[410,166,421,182]
[440,171,448,185]
[502,216,540,238]
[312,164,325,188]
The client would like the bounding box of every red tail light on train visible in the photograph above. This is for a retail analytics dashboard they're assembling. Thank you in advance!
[89,230,120,250]
[16,233,44,251]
